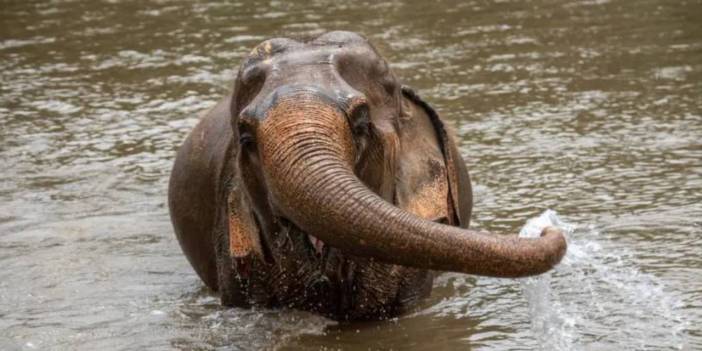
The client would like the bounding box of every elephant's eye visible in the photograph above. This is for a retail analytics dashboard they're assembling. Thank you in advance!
[239,132,255,147]
[350,104,370,137]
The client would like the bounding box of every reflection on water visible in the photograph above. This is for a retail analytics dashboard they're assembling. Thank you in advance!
[1,0,700,350]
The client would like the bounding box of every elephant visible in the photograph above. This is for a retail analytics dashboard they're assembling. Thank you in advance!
[168,31,566,321]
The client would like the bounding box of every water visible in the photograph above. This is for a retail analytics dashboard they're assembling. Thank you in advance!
[519,211,688,350]
[518,210,575,349]
[1,0,700,350]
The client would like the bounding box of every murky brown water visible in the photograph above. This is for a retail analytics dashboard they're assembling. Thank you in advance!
[1,0,701,350]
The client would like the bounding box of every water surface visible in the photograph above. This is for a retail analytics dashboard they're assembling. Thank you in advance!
[1,0,701,350]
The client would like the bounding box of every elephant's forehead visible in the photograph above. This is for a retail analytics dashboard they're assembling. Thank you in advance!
[245,32,375,68]
[248,43,335,65]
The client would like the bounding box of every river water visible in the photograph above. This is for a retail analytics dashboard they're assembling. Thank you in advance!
[1,0,700,350]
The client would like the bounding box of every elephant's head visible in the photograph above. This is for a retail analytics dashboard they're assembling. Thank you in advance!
[224,31,566,316]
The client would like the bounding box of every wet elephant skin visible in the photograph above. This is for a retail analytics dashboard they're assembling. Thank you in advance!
[168,31,566,321]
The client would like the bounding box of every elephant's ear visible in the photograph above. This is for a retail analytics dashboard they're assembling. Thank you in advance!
[395,87,472,228]
[227,180,264,261]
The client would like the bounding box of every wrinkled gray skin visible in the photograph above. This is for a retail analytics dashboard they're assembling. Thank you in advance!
[168,31,567,321]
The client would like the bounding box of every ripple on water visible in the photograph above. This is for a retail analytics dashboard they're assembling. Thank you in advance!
[520,212,689,350]
[1,0,701,349]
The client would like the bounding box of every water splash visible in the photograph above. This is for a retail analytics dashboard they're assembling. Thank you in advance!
[518,210,688,350]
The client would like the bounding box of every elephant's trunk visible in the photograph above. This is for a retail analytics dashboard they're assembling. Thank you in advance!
[256,93,566,277]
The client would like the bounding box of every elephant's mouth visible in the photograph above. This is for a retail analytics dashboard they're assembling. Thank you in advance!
[261,216,328,262]
[307,234,325,255]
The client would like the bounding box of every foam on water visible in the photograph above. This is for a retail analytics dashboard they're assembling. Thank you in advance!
[518,210,688,350]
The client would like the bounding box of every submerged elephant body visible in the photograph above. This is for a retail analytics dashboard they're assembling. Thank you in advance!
[168,31,566,320]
